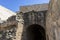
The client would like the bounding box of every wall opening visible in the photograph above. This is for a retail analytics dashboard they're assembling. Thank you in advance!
[26,24,46,40]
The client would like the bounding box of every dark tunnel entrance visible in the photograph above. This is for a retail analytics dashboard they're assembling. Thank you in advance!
[26,24,46,40]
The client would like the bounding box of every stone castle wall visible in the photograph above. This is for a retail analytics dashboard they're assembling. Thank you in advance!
[0,15,17,40]
[1,0,60,40]
[20,4,48,13]
[46,0,60,40]
[16,4,48,40]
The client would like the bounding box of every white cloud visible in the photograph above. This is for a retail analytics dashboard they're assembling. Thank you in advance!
[0,5,16,21]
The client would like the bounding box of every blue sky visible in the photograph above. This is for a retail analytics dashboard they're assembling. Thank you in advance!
[0,0,49,12]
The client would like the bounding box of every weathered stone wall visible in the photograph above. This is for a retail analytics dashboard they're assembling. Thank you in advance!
[23,10,47,27]
[16,10,48,40]
[16,4,48,40]
[0,25,17,40]
[0,15,17,40]
[20,4,48,13]
[15,12,24,40]
[46,0,60,40]
[22,10,47,40]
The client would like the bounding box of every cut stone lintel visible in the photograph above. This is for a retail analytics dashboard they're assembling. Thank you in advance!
[20,4,48,13]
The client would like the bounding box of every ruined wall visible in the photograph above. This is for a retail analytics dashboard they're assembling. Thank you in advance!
[16,10,48,40]
[16,4,48,40]
[23,11,47,28]
[46,0,60,40]
[22,10,47,40]
[20,4,48,13]
[16,12,24,40]
[0,15,17,40]
[0,25,17,40]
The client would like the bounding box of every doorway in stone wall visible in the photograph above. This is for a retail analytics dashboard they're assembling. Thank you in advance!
[26,24,46,40]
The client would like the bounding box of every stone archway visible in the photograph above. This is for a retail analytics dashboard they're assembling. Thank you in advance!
[26,24,46,40]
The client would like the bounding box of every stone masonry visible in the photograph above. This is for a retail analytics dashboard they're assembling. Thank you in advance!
[16,0,60,40]
[46,0,60,40]
[16,4,48,40]
[0,15,17,40]
[1,0,60,40]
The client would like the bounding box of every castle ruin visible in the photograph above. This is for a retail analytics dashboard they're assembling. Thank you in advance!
[0,0,60,40]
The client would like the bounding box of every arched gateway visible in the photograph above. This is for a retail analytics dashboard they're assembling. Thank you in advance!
[26,24,46,40]
[16,4,48,40]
